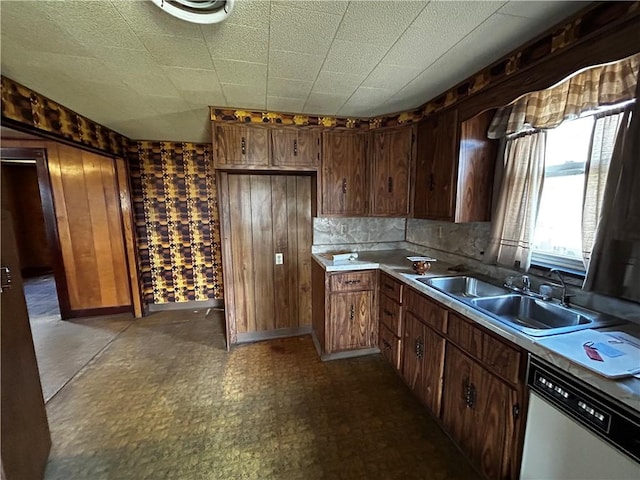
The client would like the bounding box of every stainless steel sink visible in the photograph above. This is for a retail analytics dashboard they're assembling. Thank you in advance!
[417,275,509,298]
[469,294,618,337]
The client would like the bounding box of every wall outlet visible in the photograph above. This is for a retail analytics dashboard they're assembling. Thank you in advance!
[275,253,284,265]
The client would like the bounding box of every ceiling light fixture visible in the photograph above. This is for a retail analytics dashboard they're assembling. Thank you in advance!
[150,0,234,24]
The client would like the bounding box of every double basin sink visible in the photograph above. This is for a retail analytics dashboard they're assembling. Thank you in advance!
[417,276,620,337]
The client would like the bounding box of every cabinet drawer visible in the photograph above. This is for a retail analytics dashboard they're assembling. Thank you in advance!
[448,313,483,359]
[405,289,447,333]
[380,272,403,303]
[379,294,402,336]
[482,334,521,384]
[379,324,401,371]
[329,270,375,292]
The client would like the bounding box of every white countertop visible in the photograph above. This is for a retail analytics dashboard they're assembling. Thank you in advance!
[312,249,640,412]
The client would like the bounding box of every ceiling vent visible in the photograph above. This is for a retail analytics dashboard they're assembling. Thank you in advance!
[150,0,234,24]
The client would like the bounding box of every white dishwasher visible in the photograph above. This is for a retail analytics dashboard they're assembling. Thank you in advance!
[521,357,640,480]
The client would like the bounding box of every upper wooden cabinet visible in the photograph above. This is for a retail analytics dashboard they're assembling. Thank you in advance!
[271,128,321,167]
[213,123,270,167]
[370,126,413,216]
[413,108,497,222]
[321,130,368,216]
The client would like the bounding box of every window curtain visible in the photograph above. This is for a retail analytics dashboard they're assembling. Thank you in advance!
[488,53,639,139]
[581,110,626,268]
[584,70,640,302]
[486,131,546,271]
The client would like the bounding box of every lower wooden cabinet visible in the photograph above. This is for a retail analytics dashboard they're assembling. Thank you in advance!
[442,344,520,480]
[402,311,446,415]
[379,324,401,370]
[312,261,378,357]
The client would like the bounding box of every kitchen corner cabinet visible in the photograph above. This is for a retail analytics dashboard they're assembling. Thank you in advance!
[402,289,447,415]
[370,126,413,216]
[413,108,497,222]
[312,263,378,356]
[213,123,270,167]
[271,128,321,167]
[321,130,368,216]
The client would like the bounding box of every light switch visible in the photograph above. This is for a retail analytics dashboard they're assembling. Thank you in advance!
[275,253,284,265]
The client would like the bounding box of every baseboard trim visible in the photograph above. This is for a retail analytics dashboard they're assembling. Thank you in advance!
[147,299,223,312]
[236,326,312,343]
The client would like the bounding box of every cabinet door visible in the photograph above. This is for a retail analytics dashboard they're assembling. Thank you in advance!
[414,109,458,220]
[402,312,425,394]
[322,131,368,215]
[371,127,412,216]
[329,291,373,352]
[272,129,321,167]
[214,124,270,166]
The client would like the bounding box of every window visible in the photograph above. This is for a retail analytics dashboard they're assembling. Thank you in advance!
[531,116,594,273]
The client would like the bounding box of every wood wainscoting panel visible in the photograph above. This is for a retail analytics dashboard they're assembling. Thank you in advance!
[223,173,312,340]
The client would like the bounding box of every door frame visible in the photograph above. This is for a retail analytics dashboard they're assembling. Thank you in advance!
[1,147,73,318]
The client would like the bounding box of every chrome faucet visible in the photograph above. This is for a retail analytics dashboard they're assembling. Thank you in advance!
[521,275,531,293]
[549,269,572,307]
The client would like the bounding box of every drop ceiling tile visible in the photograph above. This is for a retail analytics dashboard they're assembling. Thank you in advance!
[348,86,394,106]
[214,59,267,86]
[224,0,271,30]
[44,1,144,50]
[270,4,342,56]
[203,23,268,63]
[336,1,427,46]
[112,0,204,39]
[91,46,159,73]
[267,77,313,99]
[381,27,449,70]
[498,1,589,21]
[181,89,228,108]
[323,40,388,76]
[362,63,421,91]
[303,92,348,115]
[410,1,502,32]
[162,66,221,92]
[337,103,376,117]
[222,83,267,109]
[119,70,182,97]
[312,71,364,96]
[272,1,349,15]
[138,34,214,69]
[267,95,306,112]
[268,50,325,81]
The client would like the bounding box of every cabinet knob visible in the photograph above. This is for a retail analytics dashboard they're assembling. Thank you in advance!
[241,136,246,154]
[293,139,298,156]
[342,178,347,194]
[349,304,355,320]
[382,339,392,350]
[464,381,477,409]
[415,337,424,359]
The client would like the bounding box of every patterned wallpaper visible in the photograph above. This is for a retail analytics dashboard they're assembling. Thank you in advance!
[128,142,223,304]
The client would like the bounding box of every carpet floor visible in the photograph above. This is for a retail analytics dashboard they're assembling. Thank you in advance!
[43,309,480,480]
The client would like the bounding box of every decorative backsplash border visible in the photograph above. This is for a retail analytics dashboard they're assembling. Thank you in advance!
[1,76,129,156]
[128,141,224,304]
[211,2,639,130]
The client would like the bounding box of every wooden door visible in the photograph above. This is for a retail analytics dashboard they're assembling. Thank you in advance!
[214,124,270,166]
[47,145,132,317]
[329,290,373,352]
[272,129,321,166]
[414,110,459,220]
[223,174,312,342]
[1,211,51,480]
[371,127,411,216]
[322,131,367,215]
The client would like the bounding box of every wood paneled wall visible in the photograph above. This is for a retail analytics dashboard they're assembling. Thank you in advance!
[128,142,223,305]
[46,144,132,311]
[221,173,312,341]
[1,164,51,275]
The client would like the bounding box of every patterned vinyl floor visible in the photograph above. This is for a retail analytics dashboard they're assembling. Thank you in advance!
[44,309,480,480]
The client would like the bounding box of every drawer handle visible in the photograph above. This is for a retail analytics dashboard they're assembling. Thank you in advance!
[342,178,347,194]
[383,309,393,317]
[241,136,246,154]
[382,339,392,350]
[349,304,355,320]
[384,284,394,290]
[415,337,424,359]
[344,279,361,285]
[465,381,477,409]
[293,138,298,156]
